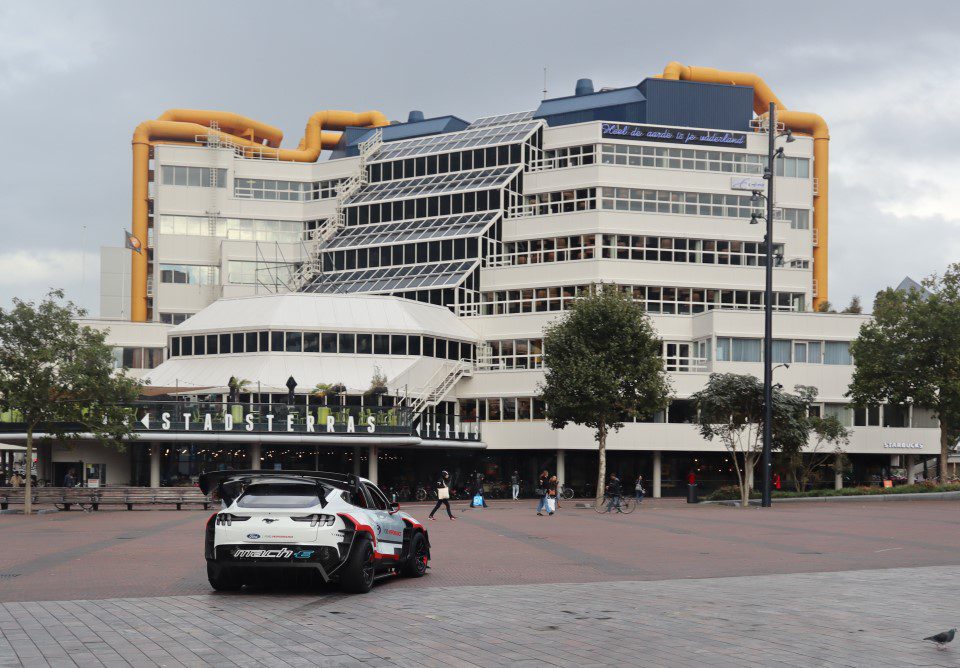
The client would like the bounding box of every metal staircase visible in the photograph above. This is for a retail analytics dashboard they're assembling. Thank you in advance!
[290,129,383,291]
[409,360,473,415]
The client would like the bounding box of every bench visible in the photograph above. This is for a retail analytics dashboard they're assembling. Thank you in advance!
[0,487,212,511]
[0,488,100,511]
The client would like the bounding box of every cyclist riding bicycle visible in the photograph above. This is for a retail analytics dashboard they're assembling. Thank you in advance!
[605,473,623,513]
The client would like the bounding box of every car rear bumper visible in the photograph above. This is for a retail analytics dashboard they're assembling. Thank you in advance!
[210,544,344,581]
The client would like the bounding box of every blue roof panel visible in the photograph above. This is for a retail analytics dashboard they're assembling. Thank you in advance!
[534,86,645,117]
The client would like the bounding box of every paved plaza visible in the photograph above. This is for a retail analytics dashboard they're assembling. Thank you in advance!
[2,500,960,666]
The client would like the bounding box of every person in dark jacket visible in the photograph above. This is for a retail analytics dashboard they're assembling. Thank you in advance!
[536,469,550,515]
[634,474,645,503]
[63,468,77,488]
[428,470,456,521]
[605,473,623,513]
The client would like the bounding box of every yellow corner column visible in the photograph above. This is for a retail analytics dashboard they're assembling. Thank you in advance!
[130,138,150,322]
[811,137,828,308]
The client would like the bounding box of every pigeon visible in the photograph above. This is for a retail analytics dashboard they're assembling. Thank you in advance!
[924,628,956,650]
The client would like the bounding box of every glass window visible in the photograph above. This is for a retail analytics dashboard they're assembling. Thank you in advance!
[374,334,390,355]
[391,335,408,355]
[286,331,302,353]
[259,331,269,352]
[356,334,372,354]
[339,333,355,354]
[824,341,852,365]
[304,332,320,353]
[218,333,230,354]
[271,331,285,352]
[206,334,218,355]
[771,340,791,363]
[408,335,421,355]
[232,333,244,353]
[181,336,193,355]
[423,336,435,357]
[321,333,337,353]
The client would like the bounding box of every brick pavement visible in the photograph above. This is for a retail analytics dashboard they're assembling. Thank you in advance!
[1,565,959,667]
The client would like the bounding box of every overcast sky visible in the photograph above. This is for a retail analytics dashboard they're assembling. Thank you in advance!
[1,0,958,314]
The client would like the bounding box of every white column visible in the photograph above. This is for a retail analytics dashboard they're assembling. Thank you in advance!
[556,449,565,488]
[653,451,662,499]
[149,444,160,488]
[834,452,843,490]
[905,454,915,485]
[249,442,261,470]
[368,445,378,485]
[353,447,362,476]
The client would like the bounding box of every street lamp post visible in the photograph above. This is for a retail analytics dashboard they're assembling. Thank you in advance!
[751,104,793,507]
[762,102,776,509]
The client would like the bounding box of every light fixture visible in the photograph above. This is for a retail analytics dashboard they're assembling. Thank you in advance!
[750,213,761,225]
[785,129,795,143]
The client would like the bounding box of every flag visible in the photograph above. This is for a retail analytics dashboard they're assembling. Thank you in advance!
[124,230,143,254]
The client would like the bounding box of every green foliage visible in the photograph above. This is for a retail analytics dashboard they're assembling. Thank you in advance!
[365,367,388,397]
[816,300,835,313]
[691,373,809,506]
[776,385,850,492]
[707,485,761,501]
[708,482,960,501]
[313,382,346,398]
[841,295,863,314]
[539,286,671,499]
[0,291,142,513]
[540,287,671,433]
[848,263,960,477]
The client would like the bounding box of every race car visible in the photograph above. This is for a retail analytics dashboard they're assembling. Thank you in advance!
[199,470,430,594]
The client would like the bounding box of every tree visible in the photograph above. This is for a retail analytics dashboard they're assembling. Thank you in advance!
[816,300,835,313]
[842,295,863,314]
[848,264,960,480]
[0,291,141,514]
[778,386,850,491]
[539,286,671,503]
[691,373,808,507]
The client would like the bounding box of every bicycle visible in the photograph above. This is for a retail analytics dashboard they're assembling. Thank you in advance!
[560,484,575,500]
[594,494,636,514]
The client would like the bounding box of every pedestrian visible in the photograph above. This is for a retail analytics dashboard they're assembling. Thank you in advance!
[546,475,558,515]
[63,468,77,488]
[687,470,697,486]
[428,470,456,521]
[773,472,782,490]
[10,471,23,488]
[605,473,623,513]
[536,469,549,515]
[510,470,520,500]
[471,470,488,508]
[635,474,645,503]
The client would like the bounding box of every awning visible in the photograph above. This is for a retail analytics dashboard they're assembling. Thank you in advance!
[0,442,26,451]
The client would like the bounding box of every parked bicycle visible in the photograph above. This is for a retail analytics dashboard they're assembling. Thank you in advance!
[594,494,636,514]
[560,484,575,500]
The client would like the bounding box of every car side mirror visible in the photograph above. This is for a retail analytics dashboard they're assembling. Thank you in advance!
[389,501,400,514]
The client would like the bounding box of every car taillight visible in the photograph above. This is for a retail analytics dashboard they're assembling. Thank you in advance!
[291,514,335,527]
[215,513,250,526]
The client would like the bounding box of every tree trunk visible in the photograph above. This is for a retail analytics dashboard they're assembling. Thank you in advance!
[941,424,951,483]
[595,424,607,505]
[24,428,33,516]
[741,454,753,508]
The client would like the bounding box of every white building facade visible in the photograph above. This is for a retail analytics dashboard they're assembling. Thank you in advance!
[44,75,939,493]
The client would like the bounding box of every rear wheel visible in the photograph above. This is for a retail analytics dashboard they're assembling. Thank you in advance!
[401,532,428,578]
[561,485,575,500]
[340,537,375,593]
[207,562,242,592]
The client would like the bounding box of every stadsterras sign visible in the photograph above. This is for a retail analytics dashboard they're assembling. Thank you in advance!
[601,122,747,149]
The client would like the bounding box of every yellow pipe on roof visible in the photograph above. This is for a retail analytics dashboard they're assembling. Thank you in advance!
[129,109,389,322]
[660,62,829,309]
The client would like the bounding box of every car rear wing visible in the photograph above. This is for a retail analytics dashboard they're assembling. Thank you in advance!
[199,469,361,505]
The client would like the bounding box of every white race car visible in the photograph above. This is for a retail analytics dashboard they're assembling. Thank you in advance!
[199,470,430,593]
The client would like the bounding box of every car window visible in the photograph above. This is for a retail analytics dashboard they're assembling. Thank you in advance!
[237,483,320,508]
[364,483,389,511]
[344,488,367,508]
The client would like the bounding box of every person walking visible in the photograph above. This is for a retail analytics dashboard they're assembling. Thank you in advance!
[634,474,645,504]
[536,469,549,516]
[10,471,23,488]
[510,471,520,500]
[605,473,623,513]
[546,475,559,515]
[428,470,456,521]
[471,470,488,508]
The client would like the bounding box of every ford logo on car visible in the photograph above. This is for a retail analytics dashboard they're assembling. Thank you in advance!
[247,533,261,539]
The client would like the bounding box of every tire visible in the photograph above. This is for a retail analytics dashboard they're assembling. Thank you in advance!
[620,497,636,514]
[340,537,375,594]
[401,532,429,578]
[594,496,609,513]
[415,488,427,502]
[561,486,575,500]
[207,562,242,592]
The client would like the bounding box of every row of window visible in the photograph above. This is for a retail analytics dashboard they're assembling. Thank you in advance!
[369,144,523,183]
[159,264,220,286]
[110,347,165,370]
[169,331,476,361]
[233,178,342,201]
[160,166,227,188]
[346,190,504,226]
[714,338,852,365]
[475,285,804,316]
[598,187,810,229]
[157,215,307,244]
[492,234,787,268]
[323,237,479,272]
[510,188,596,217]
[598,144,811,178]
[477,339,545,370]
[159,312,193,325]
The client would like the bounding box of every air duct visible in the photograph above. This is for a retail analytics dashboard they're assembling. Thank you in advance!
[660,62,829,309]
[575,78,595,96]
[407,110,425,123]
[129,109,389,322]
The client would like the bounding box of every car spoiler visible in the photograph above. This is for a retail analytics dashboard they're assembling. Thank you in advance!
[198,469,361,505]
